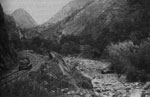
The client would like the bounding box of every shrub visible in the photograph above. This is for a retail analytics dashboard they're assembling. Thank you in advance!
[106,40,150,82]
[106,39,150,82]
[128,39,150,81]
[106,41,135,73]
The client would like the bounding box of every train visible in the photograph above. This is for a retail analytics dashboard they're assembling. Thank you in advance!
[18,57,32,71]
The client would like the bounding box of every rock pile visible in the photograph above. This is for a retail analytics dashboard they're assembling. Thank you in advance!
[66,57,150,97]
[91,73,150,97]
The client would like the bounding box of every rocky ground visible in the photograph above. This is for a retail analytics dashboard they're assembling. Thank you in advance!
[1,51,150,97]
[61,57,150,97]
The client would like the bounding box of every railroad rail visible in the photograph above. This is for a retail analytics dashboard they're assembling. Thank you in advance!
[0,52,37,86]
[0,70,29,87]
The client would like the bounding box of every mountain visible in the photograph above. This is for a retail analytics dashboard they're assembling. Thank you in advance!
[44,0,94,25]
[43,0,150,39]
[12,8,37,29]
[41,0,128,37]
[19,0,150,56]
[53,0,128,35]
[37,0,150,56]
[39,0,95,39]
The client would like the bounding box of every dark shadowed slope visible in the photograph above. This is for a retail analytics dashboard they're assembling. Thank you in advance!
[0,4,16,74]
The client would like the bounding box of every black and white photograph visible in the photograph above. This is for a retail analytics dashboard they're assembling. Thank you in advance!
[0,0,150,97]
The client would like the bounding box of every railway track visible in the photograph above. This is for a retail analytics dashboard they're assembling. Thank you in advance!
[0,70,19,80]
[0,52,41,87]
[0,70,29,86]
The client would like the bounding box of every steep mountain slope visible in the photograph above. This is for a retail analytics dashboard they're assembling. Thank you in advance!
[40,0,128,39]
[44,0,94,25]
[56,0,128,35]
[17,0,150,57]
[36,0,150,57]
[0,4,16,74]
[44,0,150,42]
[4,14,19,38]
[12,8,37,29]
[39,0,95,39]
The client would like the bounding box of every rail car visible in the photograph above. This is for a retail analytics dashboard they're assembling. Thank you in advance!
[18,57,32,71]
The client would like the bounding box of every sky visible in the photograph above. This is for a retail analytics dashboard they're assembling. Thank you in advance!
[0,0,72,24]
